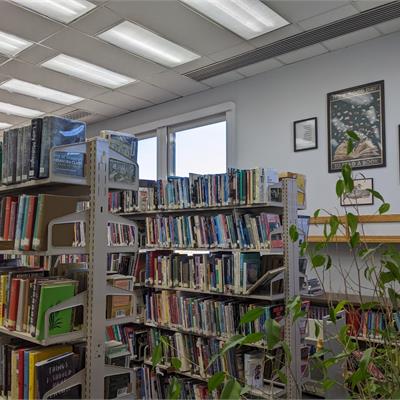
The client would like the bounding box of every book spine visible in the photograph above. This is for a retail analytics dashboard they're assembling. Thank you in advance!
[3,197,11,241]
[8,200,17,241]
[14,195,25,251]
[29,280,39,336]
[15,128,22,183]
[7,279,20,330]
[8,130,17,184]
[2,131,8,185]
[22,196,36,251]
[39,117,50,178]
[16,279,25,331]
[22,126,31,182]
[32,194,43,251]
[29,119,42,179]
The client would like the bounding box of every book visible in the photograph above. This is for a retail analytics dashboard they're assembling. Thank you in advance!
[35,352,80,399]
[106,275,133,319]
[52,151,85,177]
[109,158,137,185]
[35,281,77,340]
[39,116,86,179]
[15,128,23,184]
[100,130,138,163]
[244,352,265,388]
[29,118,43,179]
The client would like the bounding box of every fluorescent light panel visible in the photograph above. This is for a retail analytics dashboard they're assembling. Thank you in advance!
[41,54,136,89]
[0,30,32,57]
[0,101,43,118]
[11,0,96,24]
[180,0,289,40]
[98,21,200,68]
[0,122,12,129]
[0,79,84,105]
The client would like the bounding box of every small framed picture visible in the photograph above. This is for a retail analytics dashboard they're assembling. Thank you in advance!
[341,178,374,206]
[294,117,318,152]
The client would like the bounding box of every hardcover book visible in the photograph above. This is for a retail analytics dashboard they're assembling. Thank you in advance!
[101,130,138,162]
[52,151,85,177]
[39,116,86,179]
[35,352,80,399]
[109,158,137,185]
[29,119,43,179]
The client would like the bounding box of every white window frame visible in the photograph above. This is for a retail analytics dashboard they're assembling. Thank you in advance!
[123,102,236,179]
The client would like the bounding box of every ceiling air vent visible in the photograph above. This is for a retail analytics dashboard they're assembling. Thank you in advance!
[62,109,94,121]
[185,1,400,81]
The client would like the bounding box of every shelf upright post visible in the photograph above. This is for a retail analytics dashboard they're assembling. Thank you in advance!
[85,138,109,399]
[282,177,302,399]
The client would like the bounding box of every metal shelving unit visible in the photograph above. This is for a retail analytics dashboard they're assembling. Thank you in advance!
[0,137,140,399]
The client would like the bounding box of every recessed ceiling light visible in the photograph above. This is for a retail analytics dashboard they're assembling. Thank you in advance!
[11,0,96,24]
[0,101,43,118]
[0,122,12,130]
[0,30,33,57]
[180,0,289,40]
[41,54,136,89]
[98,21,200,68]
[0,79,84,105]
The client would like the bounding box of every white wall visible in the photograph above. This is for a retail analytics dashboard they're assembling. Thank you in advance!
[89,31,400,293]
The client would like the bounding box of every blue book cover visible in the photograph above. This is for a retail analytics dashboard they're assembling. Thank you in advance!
[24,351,30,399]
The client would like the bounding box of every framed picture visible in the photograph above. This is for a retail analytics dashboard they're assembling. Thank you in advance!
[341,178,374,206]
[294,117,318,151]
[327,81,386,173]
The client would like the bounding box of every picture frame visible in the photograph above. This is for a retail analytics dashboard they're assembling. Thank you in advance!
[327,81,386,173]
[294,117,318,152]
[340,178,374,206]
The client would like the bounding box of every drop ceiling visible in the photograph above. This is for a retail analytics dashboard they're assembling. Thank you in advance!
[0,0,398,128]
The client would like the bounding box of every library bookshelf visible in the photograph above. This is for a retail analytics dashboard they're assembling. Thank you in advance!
[0,137,140,399]
[123,177,305,399]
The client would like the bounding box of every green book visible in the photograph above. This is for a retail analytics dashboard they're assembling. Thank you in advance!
[35,282,76,341]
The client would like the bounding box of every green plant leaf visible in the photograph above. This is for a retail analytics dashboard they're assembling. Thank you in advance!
[240,385,251,396]
[334,300,349,315]
[388,287,400,309]
[311,254,325,268]
[220,378,241,400]
[242,332,264,344]
[322,379,336,391]
[329,307,336,324]
[347,213,358,234]
[359,247,377,260]
[289,224,299,242]
[300,241,308,257]
[281,341,292,363]
[359,302,380,311]
[240,307,266,324]
[336,179,345,198]
[151,343,162,367]
[314,321,321,338]
[347,139,354,155]
[346,131,360,141]
[167,377,181,400]
[277,370,288,384]
[314,209,321,218]
[367,189,384,203]
[329,215,339,238]
[208,372,226,391]
[379,203,390,214]
[350,232,360,248]
[266,318,281,349]
[171,357,182,370]
[341,164,354,193]
[326,254,332,270]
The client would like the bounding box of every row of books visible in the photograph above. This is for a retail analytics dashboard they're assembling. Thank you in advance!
[0,268,80,340]
[145,290,285,339]
[0,341,85,399]
[145,213,282,249]
[1,116,86,185]
[108,191,137,213]
[148,328,284,384]
[108,253,137,275]
[0,194,80,251]
[139,251,284,295]
[107,223,137,247]
[136,168,280,211]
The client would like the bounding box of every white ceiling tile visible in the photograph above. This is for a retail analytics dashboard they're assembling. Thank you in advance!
[298,5,359,30]
[118,82,178,103]
[0,56,8,66]
[277,43,328,64]
[0,1,63,42]
[0,112,26,125]
[70,6,122,35]
[250,24,303,48]
[375,17,400,35]
[15,44,58,65]
[93,91,152,111]
[266,1,350,22]
[202,71,245,87]
[0,60,108,98]
[77,99,128,117]
[208,43,256,62]
[173,56,214,74]
[323,27,381,50]
[48,105,78,116]
[105,0,243,55]
[237,58,283,77]
[41,28,165,81]
[148,71,209,96]
[0,89,61,112]
[352,0,393,12]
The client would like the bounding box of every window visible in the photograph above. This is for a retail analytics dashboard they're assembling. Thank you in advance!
[168,117,226,177]
[137,136,157,180]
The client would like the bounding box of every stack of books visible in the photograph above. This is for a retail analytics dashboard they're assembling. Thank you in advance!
[1,116,86,185]
[145,212,282,249]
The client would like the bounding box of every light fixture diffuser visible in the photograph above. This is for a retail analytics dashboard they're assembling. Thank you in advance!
[0,79,84,105]
[41,54,136,89]
[98,21,200,68]
[0,101,43,118]
[0,30,33,57]
[0,122,12,130]
[180,0,289,40]
[11,0,96,24]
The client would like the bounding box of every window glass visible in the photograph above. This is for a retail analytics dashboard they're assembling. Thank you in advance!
[138,136,157,180]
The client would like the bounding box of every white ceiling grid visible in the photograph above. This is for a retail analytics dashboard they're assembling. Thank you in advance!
[0,0,397,128]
